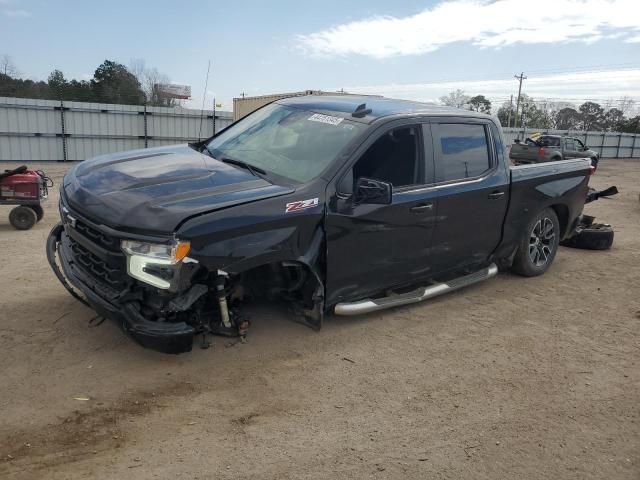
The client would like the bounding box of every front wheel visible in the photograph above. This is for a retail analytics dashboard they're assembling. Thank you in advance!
[512,208,560,277]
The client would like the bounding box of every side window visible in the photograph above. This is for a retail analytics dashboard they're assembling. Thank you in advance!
[352,126,422,188]
[434,123,491,182]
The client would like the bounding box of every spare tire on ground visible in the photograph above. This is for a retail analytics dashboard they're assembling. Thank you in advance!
[561,223,614,250]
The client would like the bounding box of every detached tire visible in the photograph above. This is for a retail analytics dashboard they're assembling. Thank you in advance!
[31,205,44,222]
[9,205,37,230]
[512,208,560,277]
[561,224,613,250]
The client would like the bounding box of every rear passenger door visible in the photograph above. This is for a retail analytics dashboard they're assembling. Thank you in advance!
[429,120,510,275]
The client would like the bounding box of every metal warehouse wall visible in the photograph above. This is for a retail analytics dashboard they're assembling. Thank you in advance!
[0,97,233,162]
[503,127,639,159]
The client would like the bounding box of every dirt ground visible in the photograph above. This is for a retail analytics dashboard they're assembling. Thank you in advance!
[0,159,638,480]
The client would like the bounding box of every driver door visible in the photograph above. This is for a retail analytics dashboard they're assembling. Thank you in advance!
[563,137,580,159]
[325,122,438,306]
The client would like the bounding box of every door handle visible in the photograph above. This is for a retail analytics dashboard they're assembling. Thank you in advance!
[410,203,434,213]
[488,191,505,199]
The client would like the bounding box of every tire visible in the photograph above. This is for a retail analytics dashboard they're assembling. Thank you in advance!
[9,205,37,230]
[30,205,44,222]
[551,156,561,162]
[560,224,613,250]
[512,208,560,277]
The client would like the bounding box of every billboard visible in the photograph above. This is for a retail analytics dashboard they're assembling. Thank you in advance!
[155,83,192,99]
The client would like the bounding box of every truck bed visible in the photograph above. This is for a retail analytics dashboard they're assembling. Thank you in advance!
[493,157,593,260]
[509,142,543,163]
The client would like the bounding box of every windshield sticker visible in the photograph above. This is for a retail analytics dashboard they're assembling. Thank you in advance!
[286,198,319,213]
[308,113,344,126]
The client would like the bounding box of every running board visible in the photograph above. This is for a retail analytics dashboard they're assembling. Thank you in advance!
[334,263,498,316]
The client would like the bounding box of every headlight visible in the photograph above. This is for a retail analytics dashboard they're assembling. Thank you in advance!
[121,239,190,264]
[121,239,191,289]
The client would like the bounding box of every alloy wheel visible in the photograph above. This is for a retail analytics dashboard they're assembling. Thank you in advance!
[529,217,555,267]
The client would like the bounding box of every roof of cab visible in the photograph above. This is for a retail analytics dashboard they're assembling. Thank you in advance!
[276,95,492,123]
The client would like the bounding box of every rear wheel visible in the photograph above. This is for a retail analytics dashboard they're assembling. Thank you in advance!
[512,208,560,277]
[30,205,44,222]
[9,206,37,230]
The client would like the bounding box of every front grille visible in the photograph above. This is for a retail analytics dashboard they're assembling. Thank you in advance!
[68,235,127,288]
[74,219,118,251]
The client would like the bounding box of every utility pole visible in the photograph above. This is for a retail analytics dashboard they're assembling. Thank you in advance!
[506,94,513,129]
[514,72,527,129]
[213,97,217,136]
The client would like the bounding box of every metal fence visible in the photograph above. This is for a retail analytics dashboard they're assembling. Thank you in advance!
[502,127,639,159]
[1,96,638,161]
[0,96,233,162]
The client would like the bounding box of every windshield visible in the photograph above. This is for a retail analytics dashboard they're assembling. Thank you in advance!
[206,103,366,183]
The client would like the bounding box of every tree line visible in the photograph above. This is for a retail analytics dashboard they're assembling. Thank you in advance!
[439,89,640,133]
[0,55,179,107]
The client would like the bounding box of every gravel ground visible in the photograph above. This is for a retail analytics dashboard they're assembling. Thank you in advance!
[0,159,638,480]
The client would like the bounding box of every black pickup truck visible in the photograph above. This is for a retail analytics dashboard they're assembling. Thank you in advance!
[47,96,593,353]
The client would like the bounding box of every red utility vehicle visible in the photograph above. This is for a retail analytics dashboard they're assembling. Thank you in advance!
[0,165,52,230]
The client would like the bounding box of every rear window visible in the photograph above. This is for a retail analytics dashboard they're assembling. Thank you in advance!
[434,124,491,181]
[538,136,560,147]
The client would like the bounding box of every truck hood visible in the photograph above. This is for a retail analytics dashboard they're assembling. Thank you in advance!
[62,144,294,234]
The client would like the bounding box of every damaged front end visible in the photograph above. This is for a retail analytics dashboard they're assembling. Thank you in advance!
[46,205,324,354]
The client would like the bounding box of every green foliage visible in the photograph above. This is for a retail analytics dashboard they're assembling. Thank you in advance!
[496,100,512,127]
[603,108,625,131]
[617,116,640,133]
[483,92,637,132]
[555,107,581,130]
[468,95,491,113]
[578,101,606,130]
[0,59,147,105]
[91,60,145,104]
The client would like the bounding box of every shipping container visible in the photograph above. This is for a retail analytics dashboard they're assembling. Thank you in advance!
[232,90,378,121]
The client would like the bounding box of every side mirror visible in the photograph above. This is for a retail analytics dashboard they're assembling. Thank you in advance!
[355,177,392,205]
[583,145,589,151]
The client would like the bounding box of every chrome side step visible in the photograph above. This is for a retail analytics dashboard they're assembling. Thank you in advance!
[334,263,498,316]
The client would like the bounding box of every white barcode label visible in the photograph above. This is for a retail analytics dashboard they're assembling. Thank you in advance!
[308,113,344,126]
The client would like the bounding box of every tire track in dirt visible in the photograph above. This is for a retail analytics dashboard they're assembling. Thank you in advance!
[0,381,197,475]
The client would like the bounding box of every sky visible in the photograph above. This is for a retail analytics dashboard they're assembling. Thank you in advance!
[1,0,639,113]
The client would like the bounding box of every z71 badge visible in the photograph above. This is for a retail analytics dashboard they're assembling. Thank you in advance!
[285,198,319,213]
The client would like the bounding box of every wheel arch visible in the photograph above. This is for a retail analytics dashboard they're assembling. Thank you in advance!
[549,203,570,237]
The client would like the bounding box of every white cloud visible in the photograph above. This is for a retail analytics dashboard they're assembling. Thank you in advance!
[342,68,640,105]
[298,0,640,58]
[3,9,30,17]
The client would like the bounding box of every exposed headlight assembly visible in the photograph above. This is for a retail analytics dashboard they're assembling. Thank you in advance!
[121,239,190,263]
[121,239,191,289]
